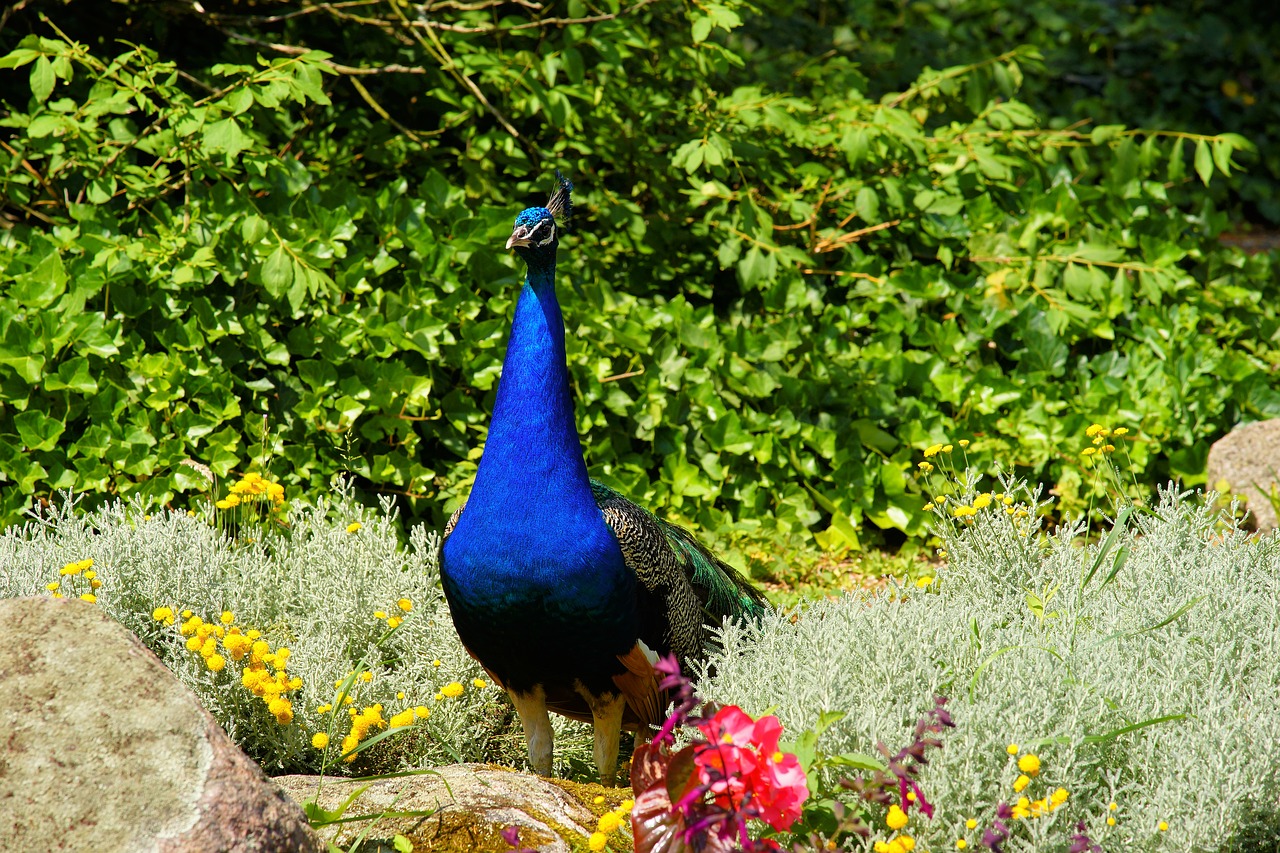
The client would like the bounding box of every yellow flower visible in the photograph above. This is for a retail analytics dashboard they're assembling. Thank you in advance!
[924,444,945,458]
[347,522,362,533]
[951,505,976,518]
[200,638,218,658]
[374,610,388,620]
[80,593,97,603]
[360,671,373,683]
[1006,743,1019,755]
[914,576,934,589]
[473,678,488,689]
[1158,821,1168,831]
[1113,427,1128,436]
[598,811,621,833]
[942,444,953,453]
[588,832,608,852]
[918,461,934,472]
[415,706,430,719]
[312,732,330,749]
[972,493,993,510]
[958,439,969,447]
[153,606,174,623]
[1108,802,1118,811]
[397,598,413,612]
[1107,817,1116,826]
[441,681,465,698]
[89,579,102,589]
[185,636,202,652]
[83,570,96,580]
[922,502,935,512]
[956,841,967,850]
[206,654,227,672]
[1051,788,1069,806]
[1086,423,1106,437]
[965,818,978,829]
[268,697,292,718]
[886,804,909,830]
[619,799,634,813]
[389,709,416,728]
[45,582,59,591]
[432,659,442,668]
[316,704,333,714]
[397,691,406,700]
[1017,753,1041,776]
[220,611,234,625]
[1013,774,1031,792]
[387,617,402,629]
[899,837,916,852]
[1081,447,1096,456]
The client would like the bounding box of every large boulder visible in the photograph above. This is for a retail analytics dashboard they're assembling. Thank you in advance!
[0,596,322,853]
[275,764,625,853]
[1207,419,1280,532]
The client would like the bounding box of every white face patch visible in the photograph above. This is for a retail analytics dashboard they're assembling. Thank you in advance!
[531,218,557,247]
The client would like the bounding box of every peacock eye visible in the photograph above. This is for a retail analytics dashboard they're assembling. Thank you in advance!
[531,219,556,247]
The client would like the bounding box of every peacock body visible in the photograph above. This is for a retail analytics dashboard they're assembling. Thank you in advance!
[439,175,767,784]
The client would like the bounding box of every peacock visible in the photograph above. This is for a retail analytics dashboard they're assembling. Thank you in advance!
[439,174,768,785]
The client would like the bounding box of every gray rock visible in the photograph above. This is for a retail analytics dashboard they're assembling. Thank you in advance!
[1207,419,1280,532]
[0,596,322,853]
[275,763,621,853]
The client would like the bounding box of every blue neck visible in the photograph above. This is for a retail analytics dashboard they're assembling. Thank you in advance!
[469,258,597,524]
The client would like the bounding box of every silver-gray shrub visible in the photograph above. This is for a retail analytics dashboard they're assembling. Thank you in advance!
[0,479,519,773]
[698,482,1280,852]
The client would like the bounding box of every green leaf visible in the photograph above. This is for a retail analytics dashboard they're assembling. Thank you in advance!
[15,409,65,452]
[13,252,68,309]
[1193,138,1213,186]
[691,15,713,43]
[30,55,55,103]
[260,246,294,297]
[202,117,253,157]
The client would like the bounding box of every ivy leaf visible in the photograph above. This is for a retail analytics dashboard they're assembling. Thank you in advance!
[15,410,65,452]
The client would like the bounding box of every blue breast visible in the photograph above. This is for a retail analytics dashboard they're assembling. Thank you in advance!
[440,270,639,691]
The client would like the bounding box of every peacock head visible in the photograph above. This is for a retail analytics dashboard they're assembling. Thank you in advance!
[506,172,573,265]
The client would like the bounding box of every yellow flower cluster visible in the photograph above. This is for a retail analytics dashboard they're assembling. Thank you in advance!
[215,472,285,510]
[872,804,917,853]
[941,492,1022,522]
[373,598,413,630]
[1081,424,1128,457]
[1005,749,1067,821]
[587,799,634,851]
[60,558,95,576]
[50,558,102,601]
[166,608,301,725]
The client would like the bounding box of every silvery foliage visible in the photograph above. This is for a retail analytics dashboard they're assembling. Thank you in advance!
[0,479,594,774]
[698,480,1280,852]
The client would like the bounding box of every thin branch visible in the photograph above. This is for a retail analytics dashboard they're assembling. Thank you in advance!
[801,269,884,283]
[221,29,428,75]
[813,219,902,254]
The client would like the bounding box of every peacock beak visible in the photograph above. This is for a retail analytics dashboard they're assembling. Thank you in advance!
[506,224,534,250]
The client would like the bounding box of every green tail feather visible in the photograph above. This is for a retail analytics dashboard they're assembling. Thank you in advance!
[658,520,770,623]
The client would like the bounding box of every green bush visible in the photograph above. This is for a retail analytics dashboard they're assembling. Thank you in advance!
[1,3,1277,555]
[699,482,1280,851]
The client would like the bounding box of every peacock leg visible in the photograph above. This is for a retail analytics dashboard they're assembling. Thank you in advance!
[578,686,627,786]
[509,686,554,776]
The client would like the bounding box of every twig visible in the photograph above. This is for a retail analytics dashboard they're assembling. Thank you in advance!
[813,218,902,253]
[221,29,428,75]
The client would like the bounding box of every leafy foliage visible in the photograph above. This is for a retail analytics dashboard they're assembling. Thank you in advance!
[0,2,1277,554]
